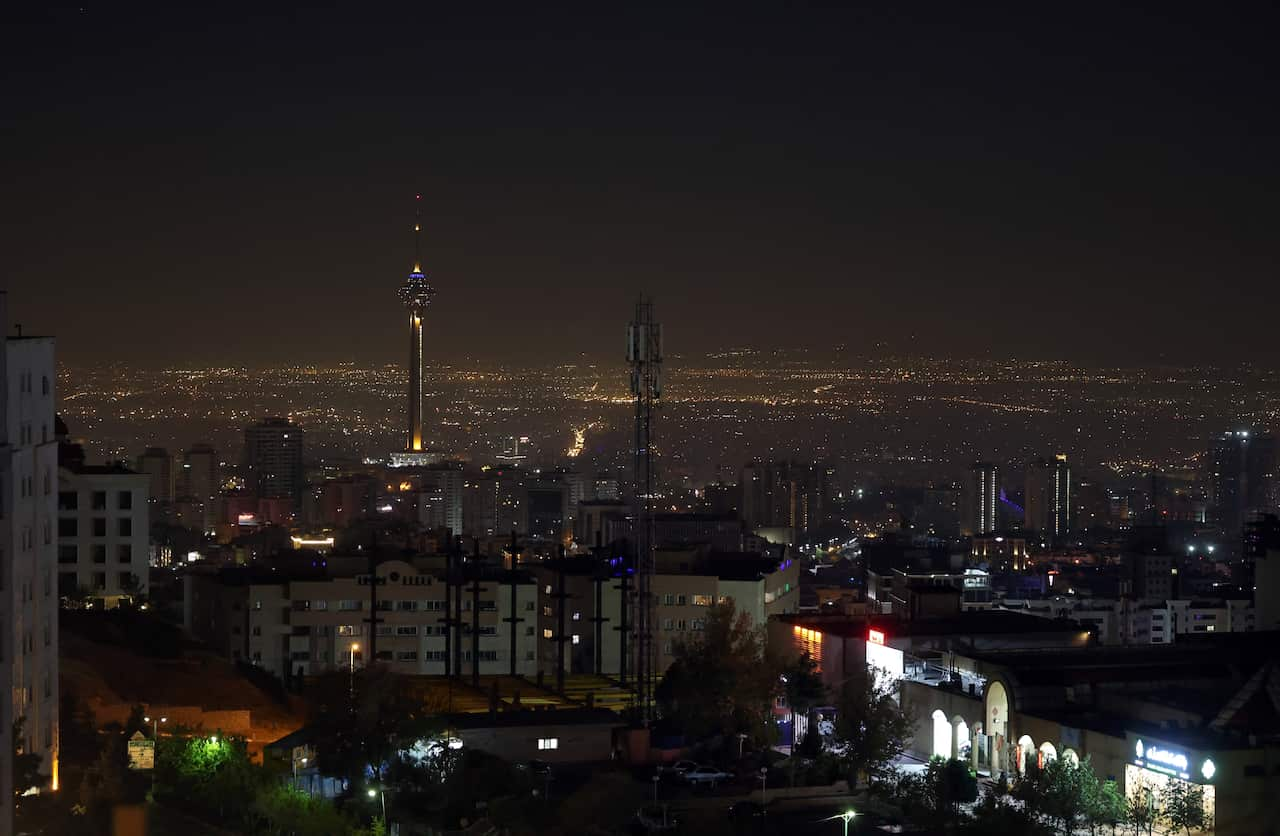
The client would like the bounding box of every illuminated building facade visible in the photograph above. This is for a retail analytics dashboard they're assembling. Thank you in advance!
[1024,454,1071,538]
[967,461,999,535]
[0,302,61,813]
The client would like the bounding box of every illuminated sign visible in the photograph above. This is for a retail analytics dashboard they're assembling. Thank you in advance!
[291,536,336,547]
[868,629,886,645]
[1133,738,1196,781]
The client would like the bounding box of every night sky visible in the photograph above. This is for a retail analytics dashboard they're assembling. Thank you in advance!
[4,5,1277,366]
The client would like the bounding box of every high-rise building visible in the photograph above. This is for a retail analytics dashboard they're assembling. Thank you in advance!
[966,462,999,536]
[0,300,61,815]
[244,417,305,510]
[137,446,174,507]
[399,194,436,456]
[179,443,220,533]
[738,460,827,535]
[1024,454,1071,538]
[417,464,465,535]
[1210,431,1278,543]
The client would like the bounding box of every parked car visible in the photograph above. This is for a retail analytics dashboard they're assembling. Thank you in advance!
[683,765,733,786]
[658,759,698,777]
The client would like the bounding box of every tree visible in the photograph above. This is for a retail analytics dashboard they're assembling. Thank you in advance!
[1039,756,1086,835]
[251,783,357,836]
[654,600,778,745]
[154,733,266,829]
[964,786,1054,836]
[929,757,979,815]
[830,667,914,784]
[1125,776,1159,836]
[1077,759,1126,836]
[1162,780,1207,835]
[309,666,442,787]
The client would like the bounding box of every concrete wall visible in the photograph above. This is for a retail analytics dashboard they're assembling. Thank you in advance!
[454,720,614,765]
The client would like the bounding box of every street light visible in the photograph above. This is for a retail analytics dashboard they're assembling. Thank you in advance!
[143,715,167,739]
[350,642,360,673]
[841,809,856,836]
[758,766,768,808]
[368,786,386,820]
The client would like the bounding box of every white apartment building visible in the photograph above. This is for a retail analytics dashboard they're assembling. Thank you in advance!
[0,309,61,824]
[996,596,1255,645]
[56,464,150,604]
[185,558,539,681]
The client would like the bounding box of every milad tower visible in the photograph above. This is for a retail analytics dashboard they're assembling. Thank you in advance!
[392,194,439,467]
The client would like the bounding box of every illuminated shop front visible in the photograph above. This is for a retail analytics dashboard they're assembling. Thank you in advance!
[1124,734,1216,830]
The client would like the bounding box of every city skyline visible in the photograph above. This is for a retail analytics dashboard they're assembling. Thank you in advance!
[5,5,1279,367]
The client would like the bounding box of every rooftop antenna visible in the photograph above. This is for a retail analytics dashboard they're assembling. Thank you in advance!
[412,193,423,274]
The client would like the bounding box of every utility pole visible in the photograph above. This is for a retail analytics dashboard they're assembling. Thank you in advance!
[504,531,525,676]
[627,297,662,722]
[440,534,462,676]
[470,540,483,689]
[362,534,385,664]
[554,546,570,694]
[589,535,611,675]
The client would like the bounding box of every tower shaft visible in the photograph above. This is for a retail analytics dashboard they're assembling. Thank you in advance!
[408,309,425,451]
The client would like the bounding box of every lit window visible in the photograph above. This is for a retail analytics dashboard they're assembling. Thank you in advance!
[537,738,558,750]
[542,628,553,639]
[572,634,580,645]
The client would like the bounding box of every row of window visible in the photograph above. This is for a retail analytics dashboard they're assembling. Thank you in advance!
[659,593,715,607]
[58,490,134,511]
[58,544,138,563]
[58,517,134,537]
[298,598,500,612]
[661,618,705,631]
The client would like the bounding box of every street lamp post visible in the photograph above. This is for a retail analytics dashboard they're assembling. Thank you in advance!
[367,787,386,821]
[758,767,767,808]
[841,809,856,836]
[143,715,167,740]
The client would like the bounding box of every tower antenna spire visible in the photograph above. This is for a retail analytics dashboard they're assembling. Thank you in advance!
[412,193,423,274]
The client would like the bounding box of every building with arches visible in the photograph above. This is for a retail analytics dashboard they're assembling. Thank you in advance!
[900,636,1280,835]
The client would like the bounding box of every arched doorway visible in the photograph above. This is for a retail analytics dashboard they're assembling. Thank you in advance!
[932,710,950,759]
[1017,735,1035,774]
[1062,748,1080,767]
[1039,741,1057,768]
[954,717,971,761]
[984,681,1011,773]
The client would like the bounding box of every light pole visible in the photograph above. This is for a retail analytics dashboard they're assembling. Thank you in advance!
[651,773,659,804]
[293,755,308,788]
[367,787,386,821]
[144,715,167,739]
[758,766,767,808]
[350,642,360,673]
[841,809,856,836]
